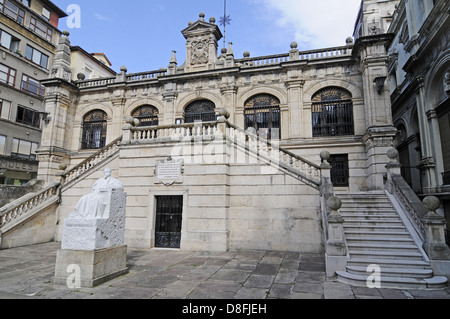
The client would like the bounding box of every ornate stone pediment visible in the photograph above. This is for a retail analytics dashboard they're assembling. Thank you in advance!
[181,13,223,72]
[181,17,222,42]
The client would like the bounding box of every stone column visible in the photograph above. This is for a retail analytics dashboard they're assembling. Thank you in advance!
[415,78,439,193]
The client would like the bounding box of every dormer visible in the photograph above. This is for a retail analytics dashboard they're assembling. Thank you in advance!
[181,13,223,73]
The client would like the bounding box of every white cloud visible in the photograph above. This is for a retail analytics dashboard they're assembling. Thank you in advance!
[94,13,112,22]
[256,0,362,49]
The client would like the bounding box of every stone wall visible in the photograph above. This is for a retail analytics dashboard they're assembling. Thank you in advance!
[56,137,324,253]
[0,186,30,207]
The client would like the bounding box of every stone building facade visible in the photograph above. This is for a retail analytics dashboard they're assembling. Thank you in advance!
[2,0,450,288]
[33,0,401,253]
[388,0,450,231]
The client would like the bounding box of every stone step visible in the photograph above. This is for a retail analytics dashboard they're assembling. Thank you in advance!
[340,207,397,212]
[345,265,434,279]
[341,216,401,222]
[345,227,407,233]
[347,242,420,252]
[344,230,411,239]
[336,271,448,289]
[348,250,424,261]
[340,205,395,211]
[344,220,405,227]
[345,237,415,247]
[347,258,431,269]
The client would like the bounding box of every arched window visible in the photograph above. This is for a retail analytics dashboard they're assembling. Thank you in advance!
[312,87,354,137]
[81,110,107,150]
[244,94,281,140]
[132,105,159,127]
[184,100,216,123]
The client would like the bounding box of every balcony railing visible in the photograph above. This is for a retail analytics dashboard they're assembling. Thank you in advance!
[73,44,353,89]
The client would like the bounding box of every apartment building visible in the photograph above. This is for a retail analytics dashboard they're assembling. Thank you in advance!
[0,0,66,185]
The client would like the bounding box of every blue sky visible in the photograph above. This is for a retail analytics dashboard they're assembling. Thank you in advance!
[53,0,362,74]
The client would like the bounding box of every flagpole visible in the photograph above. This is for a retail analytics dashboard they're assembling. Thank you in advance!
[223,0,227,49]
[220,0,231,49]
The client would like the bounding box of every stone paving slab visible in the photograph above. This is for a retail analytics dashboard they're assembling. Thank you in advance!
[0,242,449,300]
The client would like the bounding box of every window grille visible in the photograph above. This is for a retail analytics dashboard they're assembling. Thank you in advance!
[184,100,216,123]
[81,110,107,150]
[244,94,281,140]
[312,87,354,137]
[132,105,159,127]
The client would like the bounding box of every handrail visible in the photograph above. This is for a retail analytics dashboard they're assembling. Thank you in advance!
[62,136,123,186]
[389,174,427,241]
[0,182,60,229]
[225,120,321,170]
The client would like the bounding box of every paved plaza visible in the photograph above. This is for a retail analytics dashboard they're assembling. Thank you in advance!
[0,242,449,300]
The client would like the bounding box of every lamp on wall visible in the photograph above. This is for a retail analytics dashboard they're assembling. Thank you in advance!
[39,111,51,125]
[374,76,387,94]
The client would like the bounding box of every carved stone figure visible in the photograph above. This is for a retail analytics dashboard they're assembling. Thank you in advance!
[61,168,126,251]
[70,168,123,219]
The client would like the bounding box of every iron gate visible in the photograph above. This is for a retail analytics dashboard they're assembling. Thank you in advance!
[329,154,349,187]
[155,196,183,248]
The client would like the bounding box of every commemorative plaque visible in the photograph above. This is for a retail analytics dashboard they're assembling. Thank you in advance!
[155,156,184,185]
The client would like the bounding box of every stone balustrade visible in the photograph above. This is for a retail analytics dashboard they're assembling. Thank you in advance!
[0,182,60,229]
[236,53,290,67]
[73,44,353,89]
[225,122,321,187]
[298,46,352,60]
[122,119,321,188]
[126,70,168,82]
[129,121,220,142]
[62,136,123,186]
[76,76,116,89]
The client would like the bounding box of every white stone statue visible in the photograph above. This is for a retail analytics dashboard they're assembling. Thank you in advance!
[61,168,127,251]
[70,168,123,219]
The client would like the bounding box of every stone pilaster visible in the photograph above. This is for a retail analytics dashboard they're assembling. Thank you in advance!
[354,33,397,190]
[37,31,78,184]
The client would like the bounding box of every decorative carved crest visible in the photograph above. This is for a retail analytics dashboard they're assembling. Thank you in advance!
[191,39,209,65]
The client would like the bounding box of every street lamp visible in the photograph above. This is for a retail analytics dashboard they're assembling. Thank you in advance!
[373,76,387,94]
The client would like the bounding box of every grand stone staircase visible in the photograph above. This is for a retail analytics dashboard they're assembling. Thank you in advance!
[336,192,448,289]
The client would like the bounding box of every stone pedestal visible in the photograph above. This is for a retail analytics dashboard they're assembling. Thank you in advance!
[54,171,128,288]
[53,245,128,288]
